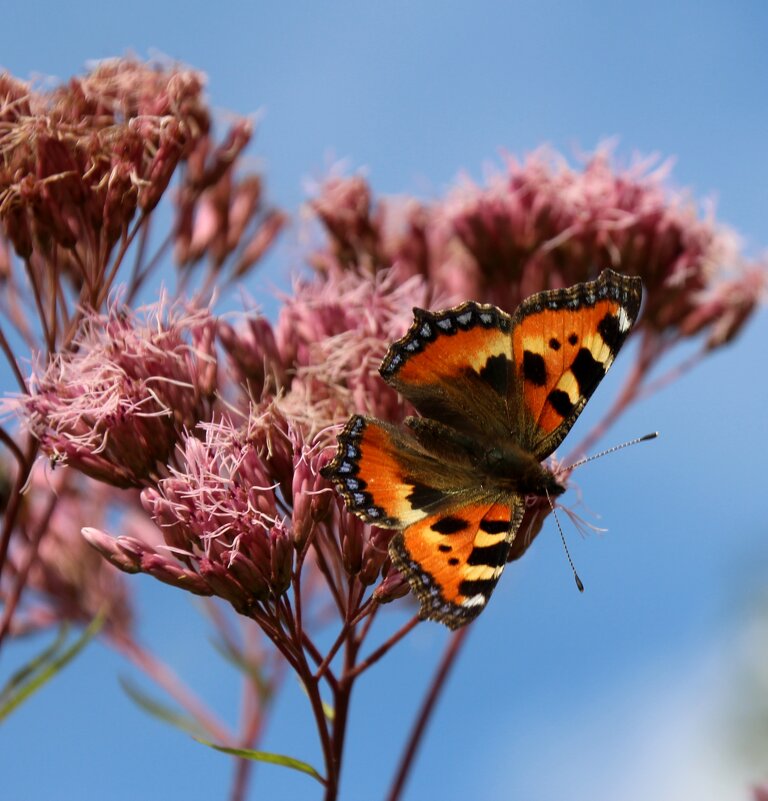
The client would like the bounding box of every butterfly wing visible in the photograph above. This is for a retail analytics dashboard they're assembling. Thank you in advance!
[390,496,525,629]
[509,269,642,460]
[323,270,643,629]
[379,302,513,441]
[321,415,482,528]
[321,415,524,628]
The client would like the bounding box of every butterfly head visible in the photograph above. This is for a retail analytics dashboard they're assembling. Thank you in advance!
[481,442,566,499]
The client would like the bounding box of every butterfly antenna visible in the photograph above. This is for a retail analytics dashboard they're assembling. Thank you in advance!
[545,489,584,593]
[563,432,658,472]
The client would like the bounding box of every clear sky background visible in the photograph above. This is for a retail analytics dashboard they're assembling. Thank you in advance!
[2,2,767,800]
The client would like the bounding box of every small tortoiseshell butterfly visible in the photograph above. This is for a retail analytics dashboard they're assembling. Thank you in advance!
[322,269,642,629]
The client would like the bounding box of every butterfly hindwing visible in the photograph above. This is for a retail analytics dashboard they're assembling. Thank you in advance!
[321,415,481,528]
[379,302,513,440]
[510,269,642,459]
[389,497,525,629]
[322,415,525,627]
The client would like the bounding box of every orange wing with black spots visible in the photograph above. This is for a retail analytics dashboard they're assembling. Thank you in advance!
[321,415,484,529]
[321,416,527,628]
[510,271,642,459]
[380,302,513,440]
[322,270,644,629]
[390,498,525,629]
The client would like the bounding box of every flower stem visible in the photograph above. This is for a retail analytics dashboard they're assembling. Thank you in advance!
[347,615,420,681]
[0,483,59,644]
[385,626,470,801]
[114,636,233,744]
[0,438,39,643]
[0,323,28,392]
[325,627,361,801]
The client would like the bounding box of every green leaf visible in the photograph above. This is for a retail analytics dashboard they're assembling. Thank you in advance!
[210,637,272,698]
[0,610,105,722]
[297,679,334,721]
[119,677,208,739]
[0,626,69,706]
[321,699,335,722]
[195,739,325,784]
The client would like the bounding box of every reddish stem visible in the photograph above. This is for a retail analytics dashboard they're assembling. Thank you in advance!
[95,212,149,308]
[24,255,53,353]
[113,636,232,744]
[385,626,470,801]
[0,426,29,472]
[346,615,420,681]
[0,484,59,643]
[0,323,28,392]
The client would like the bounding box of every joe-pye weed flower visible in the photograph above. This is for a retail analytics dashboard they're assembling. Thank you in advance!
[0,58,764,801]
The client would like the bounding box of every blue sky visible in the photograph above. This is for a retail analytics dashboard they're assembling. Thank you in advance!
[2,2,767,800]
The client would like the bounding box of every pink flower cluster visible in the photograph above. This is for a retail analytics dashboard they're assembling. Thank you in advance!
[0,58,282,358]
[0,57,764,801]
[16,298,217,487]
[0,61,208,269]
[308,152,764,351]
[14,149,763,616]
[2,462,134,637]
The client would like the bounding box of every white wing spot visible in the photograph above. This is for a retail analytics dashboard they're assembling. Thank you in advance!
[461,594,487,608]
[617,306,631,332]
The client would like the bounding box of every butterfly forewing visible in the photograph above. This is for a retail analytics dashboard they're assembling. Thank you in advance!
[379,302,513,440]
[510,270,642,459]
[390,497,525,629]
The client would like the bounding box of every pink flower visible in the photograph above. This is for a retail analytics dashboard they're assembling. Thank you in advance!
[0,59,209,270]
[4,463,134,637]
[14,297,218,488]
[678,265,765,350]
[174,121,285,280]
[308,175,383,272]
[307,151,764,353]
[218,314,288,403]
[85,412,300,614]
[275,266,439,434]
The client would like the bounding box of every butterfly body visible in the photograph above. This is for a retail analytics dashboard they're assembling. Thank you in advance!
[402,415,565,497]
[322,270,642,629]
[476,439,566,497]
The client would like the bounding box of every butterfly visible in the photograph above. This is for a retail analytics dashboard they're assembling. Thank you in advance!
[321,270,643,629]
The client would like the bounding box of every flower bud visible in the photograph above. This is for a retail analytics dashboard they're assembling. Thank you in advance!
[270,526,294,596]
[372,565,410,604]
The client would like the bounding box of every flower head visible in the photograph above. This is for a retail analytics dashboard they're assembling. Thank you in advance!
[219,314,288,403]
[174,121,286,280]
[308,151,764,355]
[4,463,134,637]
[275,266,438,436]
[85,410,302,615]
[14,296,218,487]
[0,60,209,276]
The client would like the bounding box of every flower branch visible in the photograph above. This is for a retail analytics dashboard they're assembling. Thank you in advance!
[1,57,764,801]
